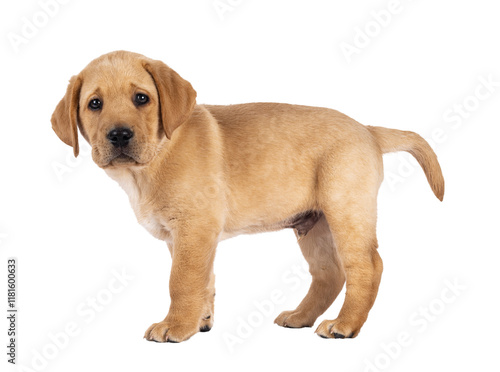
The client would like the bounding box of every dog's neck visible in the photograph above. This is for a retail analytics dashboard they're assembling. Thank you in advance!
[105,166,148,207]
[103,162,174,243]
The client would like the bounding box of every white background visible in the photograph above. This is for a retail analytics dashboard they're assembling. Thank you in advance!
[1,0,499,371]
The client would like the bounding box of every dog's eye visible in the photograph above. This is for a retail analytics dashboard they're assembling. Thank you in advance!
[135,93,149,106]
[89,98,102,111]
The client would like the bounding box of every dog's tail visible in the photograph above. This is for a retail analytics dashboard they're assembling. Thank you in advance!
[368,126,445,201]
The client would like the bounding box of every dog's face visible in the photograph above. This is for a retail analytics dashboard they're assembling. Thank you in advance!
[51,51,197,168]
[77,55,161,168]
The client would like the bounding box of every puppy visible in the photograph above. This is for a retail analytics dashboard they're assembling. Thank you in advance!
[51,51,444,342]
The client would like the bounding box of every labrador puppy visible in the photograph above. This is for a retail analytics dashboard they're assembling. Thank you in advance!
[51,51,444,342]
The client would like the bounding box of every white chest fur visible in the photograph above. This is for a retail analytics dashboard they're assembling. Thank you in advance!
[104,168,171,242]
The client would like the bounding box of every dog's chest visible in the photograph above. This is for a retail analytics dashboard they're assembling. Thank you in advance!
[105,169,171,242]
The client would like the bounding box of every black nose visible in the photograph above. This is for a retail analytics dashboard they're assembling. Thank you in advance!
[107,127,134,148]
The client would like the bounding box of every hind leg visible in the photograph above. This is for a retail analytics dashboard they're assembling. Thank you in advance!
[315,233,382,338]
[274,215,345,328]
[315,149,384,339]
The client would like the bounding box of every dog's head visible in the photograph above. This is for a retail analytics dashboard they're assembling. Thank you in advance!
[51,51,197,168]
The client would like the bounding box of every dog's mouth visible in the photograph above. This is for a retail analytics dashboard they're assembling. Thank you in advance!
[111,153,136,164]
[94,142,158,169]
[104,149,140,168]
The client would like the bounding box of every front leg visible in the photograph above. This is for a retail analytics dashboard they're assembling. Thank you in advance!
[144,229,218,343]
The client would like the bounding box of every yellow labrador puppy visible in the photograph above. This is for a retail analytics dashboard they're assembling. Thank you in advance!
[51,51,444,342]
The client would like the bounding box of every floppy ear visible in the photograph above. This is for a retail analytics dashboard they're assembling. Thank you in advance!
[51,75,82,157]
[142,59,197,139]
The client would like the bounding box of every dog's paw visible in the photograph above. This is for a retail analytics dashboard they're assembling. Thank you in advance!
[274,310,315,328]
[199,314,213,332]
[314,318,358,339]
[144,320,200,343]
